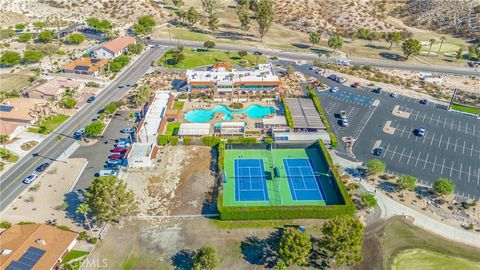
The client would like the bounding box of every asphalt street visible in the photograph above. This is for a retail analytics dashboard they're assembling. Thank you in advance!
[152,39,480,77]
[0,46,167,212]
[293,62,480,200]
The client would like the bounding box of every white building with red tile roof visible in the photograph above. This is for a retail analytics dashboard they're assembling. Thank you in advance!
[94,36,136,59]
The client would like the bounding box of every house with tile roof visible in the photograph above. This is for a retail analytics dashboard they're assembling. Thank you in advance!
[94,36,136,59]
[28,78,85,99]
[62,58,109,76]
[0,224,78,270]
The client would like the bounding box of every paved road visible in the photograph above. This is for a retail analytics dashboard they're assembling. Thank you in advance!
[152,39,480,77]
[289,62,480,200]
[0,47,167,212]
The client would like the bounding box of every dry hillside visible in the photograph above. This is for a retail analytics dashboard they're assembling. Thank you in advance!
[275,0,396,35]
[0,0,168,27]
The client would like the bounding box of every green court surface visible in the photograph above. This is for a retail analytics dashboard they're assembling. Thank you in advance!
[223,146,342,207]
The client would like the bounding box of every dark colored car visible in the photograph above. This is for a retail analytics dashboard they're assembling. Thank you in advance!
[112,147,127,153]
[36,162,50,172]
[373,87,382,93]
[373,147,384,156]
[86,96,95,103]
[351,82,360,88]
[109,154,123,159]
[420,99,428,105]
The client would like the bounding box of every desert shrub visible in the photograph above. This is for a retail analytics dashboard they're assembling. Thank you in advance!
[0,221,12,228]
[77,231,89,240]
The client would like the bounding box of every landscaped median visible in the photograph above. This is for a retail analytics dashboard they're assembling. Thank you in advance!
[308,88,338,148]
[450,103,480,116]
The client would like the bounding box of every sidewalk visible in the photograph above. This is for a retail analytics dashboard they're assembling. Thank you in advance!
[331,151,480,248]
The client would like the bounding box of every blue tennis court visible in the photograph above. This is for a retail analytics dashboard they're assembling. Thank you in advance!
[283,158,325,201]
[234,159,269,202]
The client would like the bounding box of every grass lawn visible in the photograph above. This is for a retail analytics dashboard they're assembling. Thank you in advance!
[173,101,184,110]
[0,70,34,93]
[450,104,480,115]
[391,248,480,270]
[0,148,19,163]
[158,48,267,69]
[28,114,70,134]
[376,217,480,269]
[164,122,180,136]
[62,250,90,270]
[211,219,295,229]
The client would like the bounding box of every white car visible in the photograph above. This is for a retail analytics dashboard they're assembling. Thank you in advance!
[22,174,38,184]
[390,92,399,98]
[341,119,349,127]
[330,87,339,93]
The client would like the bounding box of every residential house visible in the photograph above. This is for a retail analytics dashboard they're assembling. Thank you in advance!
[62,58,109,76]
[94,36,136,59]
[0,224,78,270]
[185,63,282,101]
[0,98,50,140]
[28,78,84,100]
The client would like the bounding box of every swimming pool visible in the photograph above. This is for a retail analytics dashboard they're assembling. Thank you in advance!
[184,104,275,123]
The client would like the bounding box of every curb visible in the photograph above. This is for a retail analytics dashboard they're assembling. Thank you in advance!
[69,160,88,192]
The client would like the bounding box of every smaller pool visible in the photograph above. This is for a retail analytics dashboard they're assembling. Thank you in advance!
[185,104,275,123]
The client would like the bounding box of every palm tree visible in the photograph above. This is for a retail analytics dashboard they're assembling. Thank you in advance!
[437,36,445,56]
[427,38,435,56]
[76,203,94,237]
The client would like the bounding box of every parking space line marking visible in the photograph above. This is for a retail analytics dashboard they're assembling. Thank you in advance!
[465,122,468,134]
[450,161,454,177]
[441,158,446,174]
[432,156,437,172]
[407,129,412,139]
[430,133,435,146]
[414,134,418,142]
[436,115,441,126]
[414,112,419,121]
[459,163,463,180]
[423,153,429,169]
[391,145,398,160]
[477,168,480,186]
[422,112,426,122]
[473,124,476,136]
[471,143,474,157]
[454,138,457,152]
[428,114,433,125]
[399,147,405,162]
[468,166,471,183]
[450,120,454,130]
[415,152,421,167]
[443,116,447,128]
[463,141,466,155]
[422,133,427,143]
[457,121,461,132]
[438,134,443,148]
[406,149,413,164]
[445,137,450,150]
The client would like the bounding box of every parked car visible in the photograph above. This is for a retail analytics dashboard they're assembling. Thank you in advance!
[109,154,123,159]
[373,147,384,156]
[315,69,324,75]
[121,127,135,133]
[340,119,349,127]
[22,174,38,184]
[340,111,347,119]
[117,137,131,143]
[86,96,95,103]
[35,162,49,172]
[104,163,119,169]
[330,87,339,93]
[372,87,382,93]
[112,147,127,153]
[328,74,337,80]
[106,159,121,166]
[351,82,360,88]
[118,85,124,88]
[417,127,426,137]
[390,92,399,98]
[420,99,428,105]
[74,128,85,137]
[337,77,346,83]
[97,169,118,177]
[309,66,316,70]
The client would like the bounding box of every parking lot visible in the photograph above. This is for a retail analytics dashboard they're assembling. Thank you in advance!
[291,63,480,200]
[70,111,134,190]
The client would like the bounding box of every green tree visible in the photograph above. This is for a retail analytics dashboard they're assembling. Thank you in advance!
[207,13,220,33]
[203,40,216,50]
[171,47,185,64]
[128,43,144,55]
[30,44,59,71]
[186,7,200,27]
[66,33,86,44]
[85,175,138,224]
[467,45,477,60]
[201,0,222,16]
[456,47,464,60]
[103,101,119,114]
[368,31,382,45]
[321,215,364,266]
[18,33,33,43]
[356,28,370,40]
[131,23,147,36]
[133,86,153,107]
[76,203,94,237]
[427,38,435,56]
[328,35,343,53]
[0,135,8,144]
[86,18,112,33]
[0,51,21,66]
[172,0,184,8]
[275,260,287,270]
[38,30,54,43]
[386,32,401,49]
[278,228,312,266]
[238,50,248,58]
[396,175,416,191]
[23,50,44,64]
[433,178,455,196]
[236,0,251,36]
[138,16,156,32]
[437,35,446,56]
[59,97,77,109]
[366,159,385,175]
[361,193,377,208]
[33,21,46,29]
[193,245,220,270]
[255,0,275,42]
[84,121,105,137]
[401,38,422,59]
[15,24,26,30]
[309,32,321,47]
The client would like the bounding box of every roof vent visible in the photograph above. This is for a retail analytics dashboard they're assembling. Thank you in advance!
[1,249,12,255]
[35,239,46,245]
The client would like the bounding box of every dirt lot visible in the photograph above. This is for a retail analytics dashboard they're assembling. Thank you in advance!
[123,146,217,216]
[1,158,87,229]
